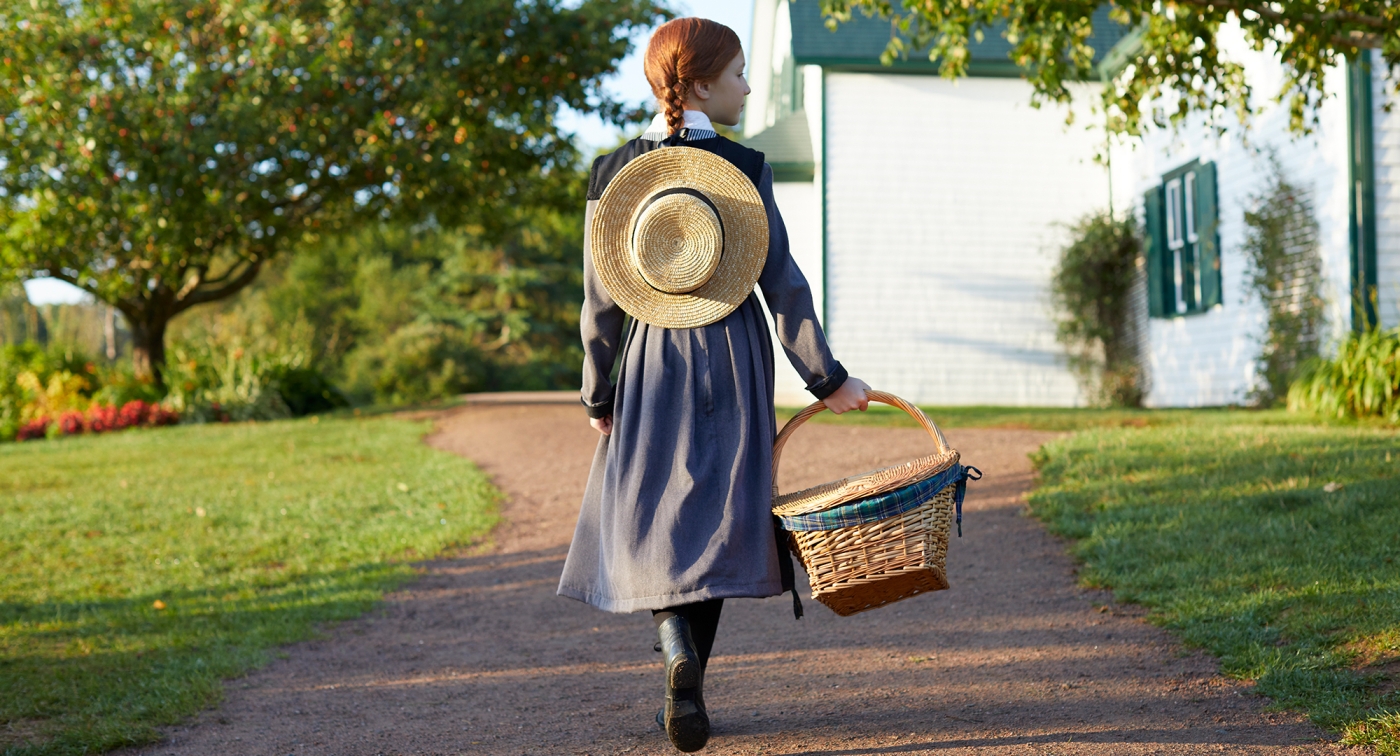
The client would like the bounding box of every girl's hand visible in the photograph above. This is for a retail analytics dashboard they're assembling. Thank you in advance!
[590,415,613,436]
[824,376,871,415]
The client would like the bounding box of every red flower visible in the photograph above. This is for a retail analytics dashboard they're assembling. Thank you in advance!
[57,411,86,436]
[118,400,150,428]
[148,405,179,426]
[88,404,120,433]
[17,418,50,442]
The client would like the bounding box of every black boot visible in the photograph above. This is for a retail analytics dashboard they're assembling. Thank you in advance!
[656,615,709,751]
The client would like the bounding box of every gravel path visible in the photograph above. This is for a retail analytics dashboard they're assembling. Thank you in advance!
[128,403,1344,755]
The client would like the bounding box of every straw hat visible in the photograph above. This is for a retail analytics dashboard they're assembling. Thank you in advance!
[591,147,769,329]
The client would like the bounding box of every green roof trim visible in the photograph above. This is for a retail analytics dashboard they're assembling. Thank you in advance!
[743,110,815,183]
[789,0,1130,76]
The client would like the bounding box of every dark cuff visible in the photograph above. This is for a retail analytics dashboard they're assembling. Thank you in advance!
[806,362,848,401]
[581,396,614,419]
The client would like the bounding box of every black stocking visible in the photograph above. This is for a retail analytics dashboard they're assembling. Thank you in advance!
[652,599,724,669]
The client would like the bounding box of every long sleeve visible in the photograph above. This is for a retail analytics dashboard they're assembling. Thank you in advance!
[755,164,847,399]
[579,199,627,418]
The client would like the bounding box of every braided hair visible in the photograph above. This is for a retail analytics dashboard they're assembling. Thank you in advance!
[643,18,743,137]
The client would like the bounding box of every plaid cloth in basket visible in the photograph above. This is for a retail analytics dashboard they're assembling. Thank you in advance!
[777,464,981,533]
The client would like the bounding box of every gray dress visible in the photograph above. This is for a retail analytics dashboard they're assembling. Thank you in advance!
[557,150,845,614]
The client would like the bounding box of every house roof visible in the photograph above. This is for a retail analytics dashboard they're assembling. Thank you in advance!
[742,110,814,182]
[789,0,1132,77]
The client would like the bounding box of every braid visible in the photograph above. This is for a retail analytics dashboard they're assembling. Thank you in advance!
[644,18,743,137]
[661,78,687,136]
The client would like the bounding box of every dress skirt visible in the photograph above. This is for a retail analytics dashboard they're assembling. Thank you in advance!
[557,162,844,613]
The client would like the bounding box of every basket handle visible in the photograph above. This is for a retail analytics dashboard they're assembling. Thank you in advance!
[771,389,951,498]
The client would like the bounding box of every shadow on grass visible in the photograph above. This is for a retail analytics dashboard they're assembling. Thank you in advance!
[1028,421,1400,743]
[0,563,418,756]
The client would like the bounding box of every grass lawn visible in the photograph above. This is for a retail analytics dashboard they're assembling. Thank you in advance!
[1028,413,1400,752]
[777,402,1321,432]
[0,415,498,756]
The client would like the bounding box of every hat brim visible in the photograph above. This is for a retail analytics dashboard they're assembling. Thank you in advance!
[591,147,769,329]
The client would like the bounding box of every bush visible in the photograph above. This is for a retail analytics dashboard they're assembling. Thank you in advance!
[13,399,181,442]
[0,341,167,441]
[1049,211,1145,407]
[1241,157,1325,405]
[1288,326,1400,423]
[266,365,350,417]
[341,321,491,405]
[163,295,345,420]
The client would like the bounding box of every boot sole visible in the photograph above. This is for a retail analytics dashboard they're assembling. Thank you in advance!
[665,699,710,752]
[667,652,701,692]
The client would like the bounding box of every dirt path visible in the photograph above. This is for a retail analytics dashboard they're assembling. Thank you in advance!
[129,403,1344,755]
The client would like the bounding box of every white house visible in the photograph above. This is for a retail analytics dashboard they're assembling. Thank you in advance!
[1130,43,1398,406]
[744,0,1398,408]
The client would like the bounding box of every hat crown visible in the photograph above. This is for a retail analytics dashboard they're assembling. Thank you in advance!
[590,146,768,329]
[629,192,724,295]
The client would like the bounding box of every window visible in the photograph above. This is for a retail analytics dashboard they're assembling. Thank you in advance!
[1145,160,1221,317]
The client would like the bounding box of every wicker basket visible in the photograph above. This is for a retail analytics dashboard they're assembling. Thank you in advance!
[772,390,978,617]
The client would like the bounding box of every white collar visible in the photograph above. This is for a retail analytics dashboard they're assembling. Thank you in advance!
[641,110,718,141]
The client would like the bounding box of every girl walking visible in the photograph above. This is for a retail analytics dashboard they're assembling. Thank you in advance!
[557,17,869,752]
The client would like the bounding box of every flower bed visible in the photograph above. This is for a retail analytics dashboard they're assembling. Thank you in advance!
[16,400,179,442]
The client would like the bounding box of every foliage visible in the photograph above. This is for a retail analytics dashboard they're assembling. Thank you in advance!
[1049,210,1144,407]
[162,303,345,422]
[819,0,1399,135]
[16,400,180,442]
[0,0,666,385]
[1028,416,1400,748]
[231,216,584,406]
[1289,327,1400,424]
[14,370,93,421]
[0,342,100,441]
[1241,156,1325,406]
[0,415,498,755]
[0,282,45,345]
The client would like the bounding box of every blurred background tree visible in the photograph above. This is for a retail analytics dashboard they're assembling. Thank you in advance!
[819,0,1398,135]
[0,0,664,386]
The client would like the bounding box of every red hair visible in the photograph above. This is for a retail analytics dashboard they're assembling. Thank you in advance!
[643,18,743,137]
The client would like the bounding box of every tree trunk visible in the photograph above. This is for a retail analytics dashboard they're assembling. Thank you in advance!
[130,317,168,389]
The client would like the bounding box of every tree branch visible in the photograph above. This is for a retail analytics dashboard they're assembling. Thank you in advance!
[173,258,263,312]
[175,263,208,301]
[1169,0,1387,49]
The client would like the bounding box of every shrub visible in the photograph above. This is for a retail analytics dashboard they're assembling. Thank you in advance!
[162,342,293,423]
[13,400,182,442]
[15,417,48,441]
[1288,327,1400,423]
[0,341,158,441]
[267,365,349,416]
[162,304,343,420]
[1241,156,1325,405]
[1049,211,1145,407]
[341,321,491,405]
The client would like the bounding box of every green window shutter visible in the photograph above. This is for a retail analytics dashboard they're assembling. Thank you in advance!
[1144,186,1168,317]
[1195,161,1222,309]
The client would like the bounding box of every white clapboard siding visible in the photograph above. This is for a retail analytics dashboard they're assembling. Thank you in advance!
[1136,57,1352,407]
[1376,60,1400,329]
[765,180,826,407]
[823,73,1109,406]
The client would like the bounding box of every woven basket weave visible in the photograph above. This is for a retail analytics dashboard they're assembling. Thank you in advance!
[772,390,970,617]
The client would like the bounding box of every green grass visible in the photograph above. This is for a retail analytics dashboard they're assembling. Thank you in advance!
[1028,414,1400,752]
[0,416,498,756]
[777,403,1318,432]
